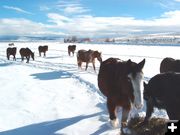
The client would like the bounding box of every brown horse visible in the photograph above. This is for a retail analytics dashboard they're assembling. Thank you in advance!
[98,58,145,134]
[38,45,48,57]
[68,45,76,56]
[19,48,34,63]
[6,47,17,61]
[77,49,102,72]
[160,57,180,73]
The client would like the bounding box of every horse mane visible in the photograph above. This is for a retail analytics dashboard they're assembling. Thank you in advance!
[26,48,33,54]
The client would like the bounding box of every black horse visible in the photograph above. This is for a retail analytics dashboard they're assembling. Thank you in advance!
[6,47,17,61]
[19,48,34,63]
[68,45,76,56]
[38,45,48,57]
[143,72,180,123]
[160,57,180,73]
[98,58,145,134]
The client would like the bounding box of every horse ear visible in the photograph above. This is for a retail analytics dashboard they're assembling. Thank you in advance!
[137,59,145,71]
[127,59,131,64]
[143,81,147,88]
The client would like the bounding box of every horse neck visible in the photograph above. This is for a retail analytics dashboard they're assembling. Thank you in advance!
[29,50,33,57]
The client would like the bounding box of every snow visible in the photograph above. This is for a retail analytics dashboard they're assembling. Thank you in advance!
[0,42,179,135]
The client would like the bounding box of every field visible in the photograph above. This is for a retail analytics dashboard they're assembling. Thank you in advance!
[0,42,179,135]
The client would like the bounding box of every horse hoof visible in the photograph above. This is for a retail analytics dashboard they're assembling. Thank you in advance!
[110,119,119,128]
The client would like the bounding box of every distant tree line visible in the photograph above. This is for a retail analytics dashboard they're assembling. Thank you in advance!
[64,36,91,43]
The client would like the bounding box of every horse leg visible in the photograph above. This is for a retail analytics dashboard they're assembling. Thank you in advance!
[143,97,154,123]
[68,51,70,56]
[167,110,177,120]
[39,52,41,57]
[120,103,131,135]
[21,56,24,61]
[44,52,46,57]
[26,56,29,63]
[107,98,119,128]
[92,62,96,72]
[85,62,89,71]
[121,109,130,127]
[13,55,16,61]
[77,60,82,69]
[27,58,29,63]
[7,54,9,60]
[166,103,179,120]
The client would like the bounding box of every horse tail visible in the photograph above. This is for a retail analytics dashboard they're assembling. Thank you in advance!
[76,51,79,59]
[6,48,9,60]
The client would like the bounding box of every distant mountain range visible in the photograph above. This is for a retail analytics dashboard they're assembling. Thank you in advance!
[0,35,64,42]
[113,33,180,45]
[1,33,180,45]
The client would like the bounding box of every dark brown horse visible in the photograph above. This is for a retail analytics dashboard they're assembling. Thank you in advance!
[6,47,17,61]
[98,58,145,134]
[38,45,48,57]
[77,49,102,72]
[68,45,76,56]
[160,57,180,73]
[19,48,34,63]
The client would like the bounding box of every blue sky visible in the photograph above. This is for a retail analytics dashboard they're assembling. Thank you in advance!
[1,0,180,37]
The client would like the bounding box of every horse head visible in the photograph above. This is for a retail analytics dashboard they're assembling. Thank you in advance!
[94,51,102,64]
[45,45,48,51]
[31,52,35,60]
[127,59,145,109]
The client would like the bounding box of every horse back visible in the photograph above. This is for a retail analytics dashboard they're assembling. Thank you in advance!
[38,45,48,52]
[44,45,48,51]
[20,48,32,56]
[98,58,126,97]
[7,47,17,55]
[147,72,180,101]
[77,50,91,62]
[68,45,76,51]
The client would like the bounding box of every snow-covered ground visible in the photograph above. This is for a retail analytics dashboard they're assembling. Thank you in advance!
[0,42,179,135]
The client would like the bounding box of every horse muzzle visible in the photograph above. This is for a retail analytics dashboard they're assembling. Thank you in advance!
[135,103,143,109]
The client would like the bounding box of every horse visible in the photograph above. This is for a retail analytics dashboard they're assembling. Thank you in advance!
[98,58,145,134]
[77,49,102,72]
[68,45,76,56]
[143,72,180,123]
[19,48,34,63]
[6,47,17,61]
[38,45,48,57]
[8,43,14,46]
[160,57,180,73]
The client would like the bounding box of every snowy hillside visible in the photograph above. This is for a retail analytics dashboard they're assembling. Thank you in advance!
[0,42,179,135]
[114,33,180,45]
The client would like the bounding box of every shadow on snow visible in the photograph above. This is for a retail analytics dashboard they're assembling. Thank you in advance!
[0,112,103,135]
[30,70,73,80]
